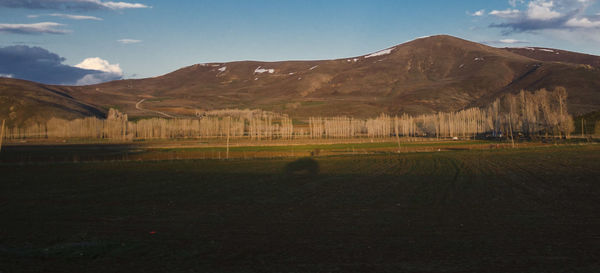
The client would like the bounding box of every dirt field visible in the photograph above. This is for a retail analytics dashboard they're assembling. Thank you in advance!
[1,143,599,272]
[0,138,557,163]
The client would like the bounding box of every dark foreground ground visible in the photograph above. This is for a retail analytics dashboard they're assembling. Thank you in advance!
[1,144,599,272]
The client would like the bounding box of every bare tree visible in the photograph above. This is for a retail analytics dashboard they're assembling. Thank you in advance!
[0,119,5,152]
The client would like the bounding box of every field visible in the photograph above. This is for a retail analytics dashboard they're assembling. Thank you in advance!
[0,138,553,163]
[1,142,600,272]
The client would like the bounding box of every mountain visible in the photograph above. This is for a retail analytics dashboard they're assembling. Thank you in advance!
[0,78,104,126]
[2,35,600,126]
[502,47,600,68]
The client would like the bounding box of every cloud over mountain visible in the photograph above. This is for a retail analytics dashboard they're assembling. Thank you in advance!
[0,45,122,85]
[488,0,600,33]
[74,57,123,85]
[482,38,529,45]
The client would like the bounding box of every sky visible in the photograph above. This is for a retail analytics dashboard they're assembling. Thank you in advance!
[1,0,599,84]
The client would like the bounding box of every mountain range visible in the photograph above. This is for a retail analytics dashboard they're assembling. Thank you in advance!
[2,35,600,126]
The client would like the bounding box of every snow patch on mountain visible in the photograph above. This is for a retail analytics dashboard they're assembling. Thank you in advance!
[255,66,274,74]
[364,47,394,58]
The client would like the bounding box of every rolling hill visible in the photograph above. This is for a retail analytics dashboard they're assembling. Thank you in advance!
[0,78,104,126]
[1,35,600,126]
[502,46,600,68]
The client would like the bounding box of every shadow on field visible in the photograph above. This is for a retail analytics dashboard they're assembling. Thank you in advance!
[283,157,319,178]
[2,146,600,273]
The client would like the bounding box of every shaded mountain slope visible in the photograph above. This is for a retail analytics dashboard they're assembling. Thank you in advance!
[0,78,104,126]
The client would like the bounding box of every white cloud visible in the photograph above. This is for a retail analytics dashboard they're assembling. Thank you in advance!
[75,57,123,85]
[0,22,68,34]
[565,17,600,27]
[75,73,116,85]
[0,45,124,85]
[481,38,529,45]
[500,38,528,43]
[117,38,142,44]
[101,1,149,9]
[0,0,150,10]
[509,0,526,7]
[490,9,521,18]
[0,73,13,78]
[527,0,562,20]
[75,57,122,74]
[28,13,102,20]
[489,0,600,33]
[470,9,485,16]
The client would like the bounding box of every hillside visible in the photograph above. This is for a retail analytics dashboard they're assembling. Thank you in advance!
[0,78,104,127]
[2,35,600,125]
[502,47,600,68]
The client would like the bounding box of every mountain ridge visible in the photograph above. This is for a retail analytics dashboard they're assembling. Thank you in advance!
[2,35,600,126]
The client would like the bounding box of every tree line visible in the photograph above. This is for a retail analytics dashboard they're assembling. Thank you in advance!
[3,88,576,141]
[308,87,573,139]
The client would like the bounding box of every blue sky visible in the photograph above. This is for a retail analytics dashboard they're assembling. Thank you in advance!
[1,0,599,83]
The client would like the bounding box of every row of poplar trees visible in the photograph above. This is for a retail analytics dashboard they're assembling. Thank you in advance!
[4,88,574,140]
